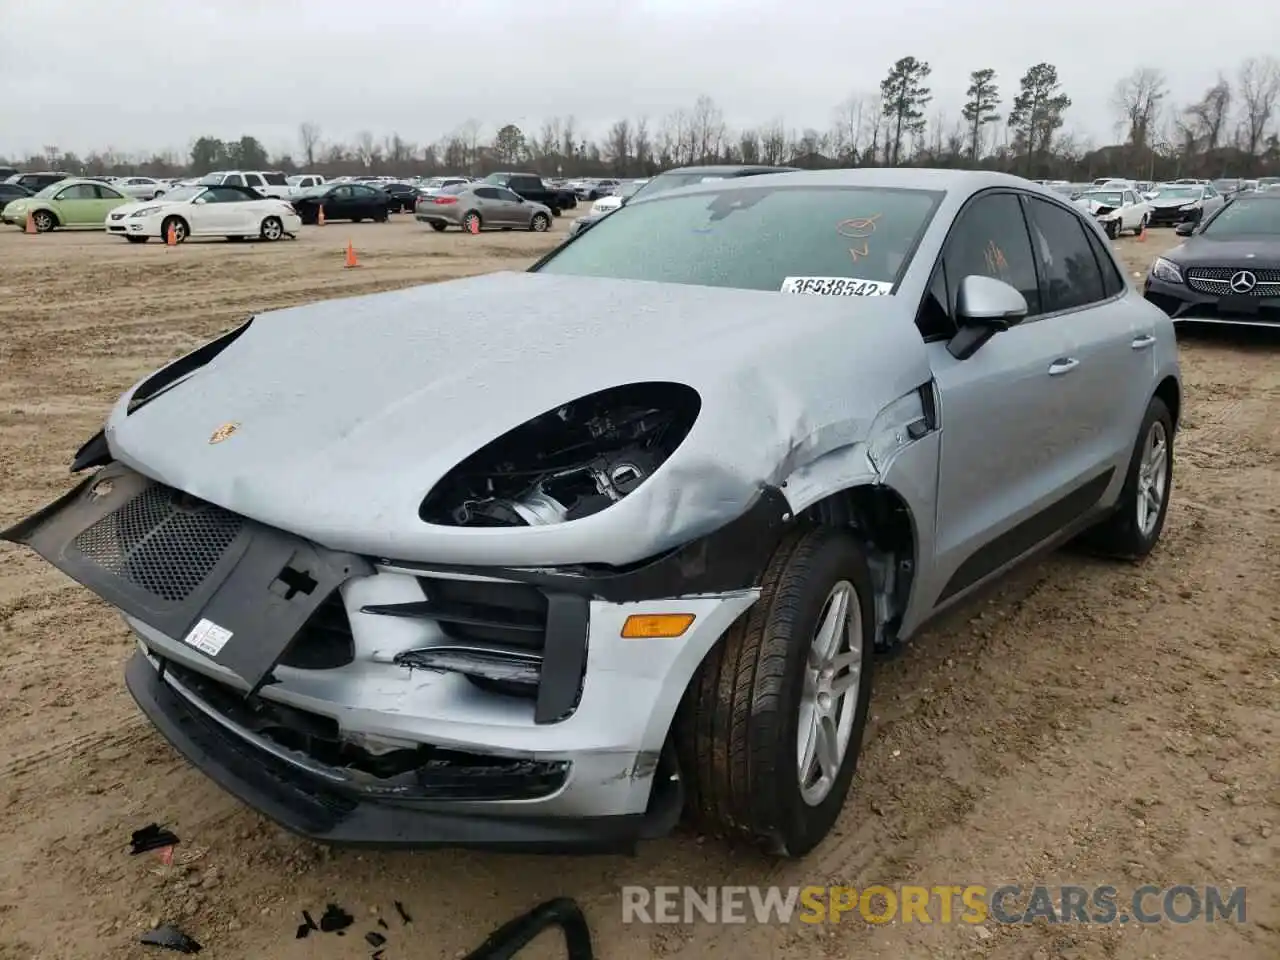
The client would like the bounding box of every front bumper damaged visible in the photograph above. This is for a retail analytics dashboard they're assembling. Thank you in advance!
[4,463,771,851]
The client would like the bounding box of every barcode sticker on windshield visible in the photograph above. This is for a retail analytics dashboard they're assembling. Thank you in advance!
[781,277,893,297]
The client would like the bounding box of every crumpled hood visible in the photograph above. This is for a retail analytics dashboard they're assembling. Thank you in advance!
[1074,199,1118,216]
[105,270,930,566]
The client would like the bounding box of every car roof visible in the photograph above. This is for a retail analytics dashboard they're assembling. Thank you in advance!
[634,167,1038,196]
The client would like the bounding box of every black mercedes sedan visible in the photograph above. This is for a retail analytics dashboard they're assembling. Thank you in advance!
[289,182,393,225]
[1144,192,1280,327]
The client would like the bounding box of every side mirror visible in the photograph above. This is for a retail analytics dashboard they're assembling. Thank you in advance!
[947,275,1029,360]
[1174,221,1195,237]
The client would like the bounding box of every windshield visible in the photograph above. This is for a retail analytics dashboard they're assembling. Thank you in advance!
[1201,199,1280,237]
[535,184,942,293]
[1212,180,1238,191]
[1152,186,1200,199]
[1083,192,1124,205]
[482,173,512,186]
[617,181,647,198]
[440,183,469,195]
[160,186,203,202]
[34,183,64,199]
[262,172,287,186]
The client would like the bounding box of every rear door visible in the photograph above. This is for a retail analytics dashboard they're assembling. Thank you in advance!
[923,190,1084,609]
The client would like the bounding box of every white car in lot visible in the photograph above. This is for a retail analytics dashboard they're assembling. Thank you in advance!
[115,176,165,200]
[1073,187,1152,238]
[590,178,649,216]
[105,183,302,244]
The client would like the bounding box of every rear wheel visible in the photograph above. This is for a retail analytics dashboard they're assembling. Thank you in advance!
[259,216,284,241]
[462,211,482,233]
[675,527,875,857]
[429,222,447,232]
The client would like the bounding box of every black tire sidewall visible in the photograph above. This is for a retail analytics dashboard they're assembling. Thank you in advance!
[769,531,877,855]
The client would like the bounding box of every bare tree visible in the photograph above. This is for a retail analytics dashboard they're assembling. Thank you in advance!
[688,95,726,162]
[1111,67,1167,149]
[1237,56,1280,156]
[354,130,376,169]
[830,95,865,162]
[632,116,651,171]
[560,116,577,159]
[535,117,562,160]
[759,119,788,165]
[604,118,631,173]
[298,122,321,167]
[1183,76,1232,151]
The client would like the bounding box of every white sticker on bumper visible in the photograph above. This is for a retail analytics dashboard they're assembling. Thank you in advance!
[182,618,233,658]
[781,276,893,296]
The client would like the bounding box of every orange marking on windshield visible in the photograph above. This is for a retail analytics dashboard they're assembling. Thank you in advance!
[838,214,881,263]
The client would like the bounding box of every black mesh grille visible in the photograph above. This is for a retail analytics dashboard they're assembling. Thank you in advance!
[1186,267,1280,296]
[70,486,242,602]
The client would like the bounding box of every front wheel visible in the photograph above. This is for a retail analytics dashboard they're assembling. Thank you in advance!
[259,216,284,241]
[529,212,551,232]
[32,210,56,232]
[1079,395,1174,558]
[1105,219,1121,240]
[161,216,188,243]
[125,236,149,244]
[674,527,875,857]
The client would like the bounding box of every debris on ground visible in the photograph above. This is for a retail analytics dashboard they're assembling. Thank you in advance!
[295,909,319,940]
[318,902,354,934]
[139,923,202,954]
[130,823,180,856]
[365,930,386,947]
[393,900,412,925]
[462,897,593,960]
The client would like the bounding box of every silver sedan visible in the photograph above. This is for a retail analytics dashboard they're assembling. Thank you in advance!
[414,182,553,233]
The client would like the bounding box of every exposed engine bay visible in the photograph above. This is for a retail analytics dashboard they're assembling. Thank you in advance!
[420,382,701,527]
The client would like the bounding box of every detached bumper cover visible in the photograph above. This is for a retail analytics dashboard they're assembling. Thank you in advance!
[125,650,652,851]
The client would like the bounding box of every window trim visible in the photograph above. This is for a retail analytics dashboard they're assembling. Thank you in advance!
[1018,193,1127,320]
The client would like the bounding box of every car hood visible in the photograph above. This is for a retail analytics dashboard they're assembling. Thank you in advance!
[1166,238,1280,269]
[104,270,931,567]
[1149,196,1200,208]
[109,198,189,216]
[1075,199,1119,215]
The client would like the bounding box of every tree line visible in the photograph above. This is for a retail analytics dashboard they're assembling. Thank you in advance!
[6,56,1279,182]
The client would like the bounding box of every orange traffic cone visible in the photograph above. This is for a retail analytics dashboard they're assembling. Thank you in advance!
[24,212,36,234]
[1136,220,1148,242]
[166,223,177,246]
[344,240,360,268]
[317,205,326,226]
[467,216,480,235]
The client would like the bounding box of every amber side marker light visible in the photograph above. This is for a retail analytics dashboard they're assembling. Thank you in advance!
[620,614,696,639]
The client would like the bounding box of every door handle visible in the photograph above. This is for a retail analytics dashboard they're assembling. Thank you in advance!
[1048,358,1080,376]
[1131,334,1156,349]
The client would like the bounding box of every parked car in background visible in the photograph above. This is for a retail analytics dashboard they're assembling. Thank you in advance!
[414,182,553,233]
[1072,187,1152,238]
[377,181,427,213]
[418,176,472,197]
[1257,176,1280,192]
[105,183,301,244]
[287,174,326,192]
[3,168,1180,858]
[0,166,18,181]
[589,179,649,217]
[289,182,394,224]
[1144,191,1280,327]
[0,181,33,213]
[114,176,165,200]
[1211,178,1246,198]
[482,172,577,213]
[196,171,292,200]
[568,164,799,237]
[4,171,69,193]
[0,178,129,231]
[1144,183,1226,227]
[573,178,620,201]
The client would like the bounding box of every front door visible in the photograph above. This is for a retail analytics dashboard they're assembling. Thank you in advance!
[924,191,1087,610]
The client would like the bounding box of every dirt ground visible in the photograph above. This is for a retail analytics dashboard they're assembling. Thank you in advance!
[0,214,1275,960]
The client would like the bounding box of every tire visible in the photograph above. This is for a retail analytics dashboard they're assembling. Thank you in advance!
[375,209,389,223]
[161,216,188,243]
[430,222,447,232]
[32,210,56,232]
[462,211,482,233]
[674,527,876,857]
[1079,395,1174,558]
[351,217,363,224]
[1137,213,1149,235]
[259,216,284,241]
[1105,219,1121,240]
[125,236,149,244]
[530,212,551,232]
[550,206,562,217]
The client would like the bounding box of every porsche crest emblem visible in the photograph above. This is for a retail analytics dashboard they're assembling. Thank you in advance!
[208,422,240,444]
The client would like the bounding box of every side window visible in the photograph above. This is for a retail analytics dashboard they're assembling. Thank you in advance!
[330,186,352,200]
[474,187,501,200]
[1123,191,1136,205]
[1023,197,1106,313]
[223,174,244,186]
[94,185,125,200]
[205,187,245,203]
[243,174,264,187]
[509,177,536,192]
[1084,227,1126,298]
[495,187,522,202]
[56,184,97,200]
[915,261,955,342]
[941,193,1041,316]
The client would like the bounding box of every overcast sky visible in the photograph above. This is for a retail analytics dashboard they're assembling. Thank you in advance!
[0,0,1269,160]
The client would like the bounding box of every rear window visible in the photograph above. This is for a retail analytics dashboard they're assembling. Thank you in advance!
[440,183,469,195]
[535,184,943,294]
[262,172,287,186]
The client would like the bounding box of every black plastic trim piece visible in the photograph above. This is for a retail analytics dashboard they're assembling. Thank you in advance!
[70,428,111,473]
[534,593,590,724]
[388,485,793,603]
[127,317,253,415]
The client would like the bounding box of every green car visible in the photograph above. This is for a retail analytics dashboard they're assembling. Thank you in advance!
[1,178,130,232]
